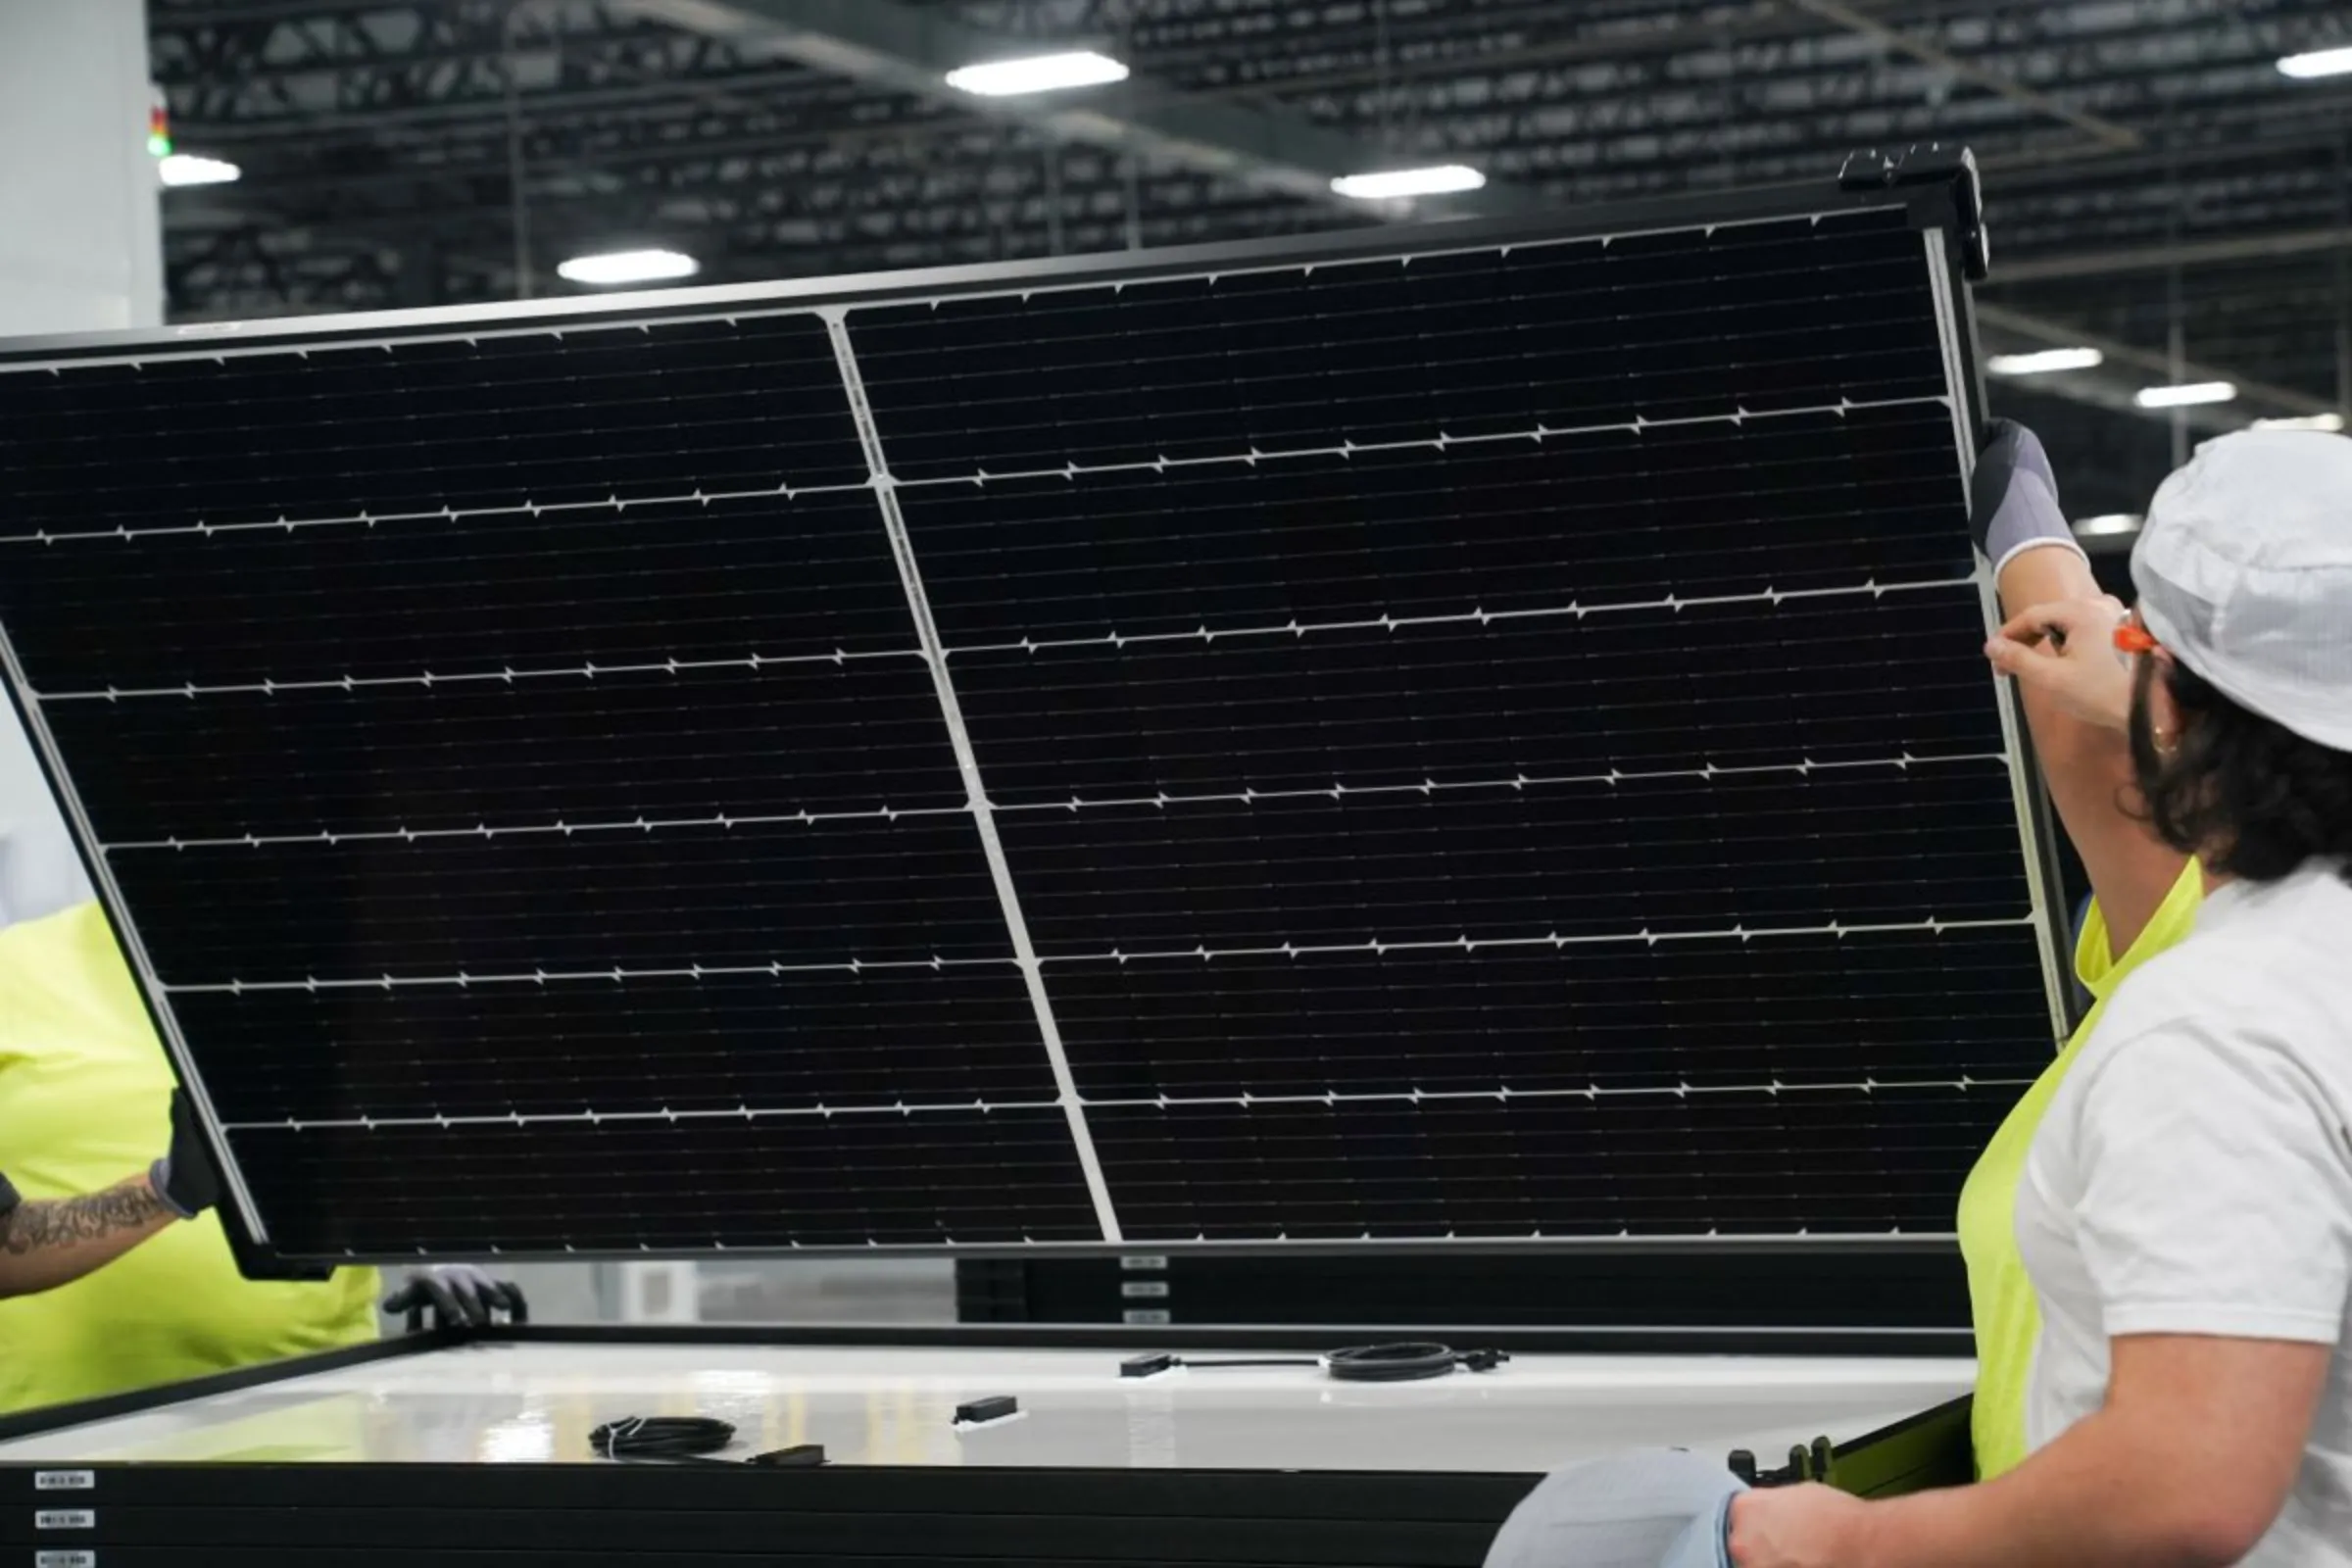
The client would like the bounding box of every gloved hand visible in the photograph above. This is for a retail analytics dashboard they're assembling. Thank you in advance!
[383,1264,530,1329]
[1969,418,2085,573]
[1483,1449,1746,1568]
[148,1089,221,1219]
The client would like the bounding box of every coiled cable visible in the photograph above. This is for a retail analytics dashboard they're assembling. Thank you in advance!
[1119,1342,1509,1383]
[589,1416,826,1468]
[590,1415,737,1462]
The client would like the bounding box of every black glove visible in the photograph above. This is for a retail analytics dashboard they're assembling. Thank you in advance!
[384,1264,530,1329]
[149,1089,221,1219]
[1968,418,2082,569]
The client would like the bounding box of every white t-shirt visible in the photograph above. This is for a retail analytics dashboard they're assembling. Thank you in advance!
[2017,859,2352,1566]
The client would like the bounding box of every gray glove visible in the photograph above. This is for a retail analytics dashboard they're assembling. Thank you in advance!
[1484,1449,1746,1568]
[383,1263,529,1329]
[1969,419,2086,573]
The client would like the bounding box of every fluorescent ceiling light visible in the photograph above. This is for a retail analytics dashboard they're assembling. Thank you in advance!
[158,153,240,187]
[945,51,1128,96]
[1331,165,1488,201]
[2075,514,2143,537]
[1987,346,2104,376]
[2252,412,2347,432]
[2278,46,2352,78]
[556,249,701,287]
[2133,381,2237,409]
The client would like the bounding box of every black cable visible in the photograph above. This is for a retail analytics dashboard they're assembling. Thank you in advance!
[1328,1342,1494,1382]
[590,1415,737,1462]
[1122,1343,1509,1383]
[588,1417,826,1469]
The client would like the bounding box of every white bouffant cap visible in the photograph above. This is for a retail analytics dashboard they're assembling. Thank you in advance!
[2133,429,2352,751]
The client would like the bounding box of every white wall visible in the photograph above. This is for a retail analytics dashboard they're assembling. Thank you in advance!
[0,0,159,926]
[0,0,164,336]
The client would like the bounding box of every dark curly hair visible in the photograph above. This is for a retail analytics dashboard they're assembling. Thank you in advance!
[2130,654,2352,883]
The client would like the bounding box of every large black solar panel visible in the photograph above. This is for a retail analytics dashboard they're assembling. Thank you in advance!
[0,174,2067,1265]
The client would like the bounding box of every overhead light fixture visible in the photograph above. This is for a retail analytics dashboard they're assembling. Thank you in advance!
[2278,46,2352,79]
[556,249,701,287]
[2133,381,2237,410]
[2074,514,2143,537]
[158,153,240,187]
[1331,165,1488,201]
[945,51,1128,96]
[2252,412,2348,432]
[1986,346,2104,376]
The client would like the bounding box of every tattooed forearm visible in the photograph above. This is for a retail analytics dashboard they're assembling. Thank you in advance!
[0,1177,178,1298]
[1,1181,173,1255]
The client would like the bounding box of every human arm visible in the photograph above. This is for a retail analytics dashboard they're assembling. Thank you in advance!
[1733,1007,2351,1567]
[0,1173,180,1298]
[1729,1334,2328,1568]
[1972,421,2187,956]
[0,1089,221,1299]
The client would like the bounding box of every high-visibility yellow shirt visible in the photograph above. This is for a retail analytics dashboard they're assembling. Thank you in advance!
[0,902,379,1414]
[1956,859,2205,1479]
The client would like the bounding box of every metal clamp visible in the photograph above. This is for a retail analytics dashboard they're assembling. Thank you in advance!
[1838,142,1990,281]
[1727,1435,1837,1490]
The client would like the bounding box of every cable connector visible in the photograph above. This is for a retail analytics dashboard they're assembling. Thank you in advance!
[954,1396,1020,1426]
[1120,1353,1182,1379]
[746,1445,827,1468]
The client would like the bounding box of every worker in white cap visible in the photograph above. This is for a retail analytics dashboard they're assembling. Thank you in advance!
[1724,428,2352,1566]
[1485,418,2216,1568]
[1956,419,2206,1485]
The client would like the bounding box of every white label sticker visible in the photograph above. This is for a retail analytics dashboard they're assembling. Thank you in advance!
[1120,1280,1170,1298]
[35,1510,95,1530]
[32,1474,93,1493]
[35,1552,97,1568]
[1119,1254,1169,1272]
[1122,1307,1172,1326]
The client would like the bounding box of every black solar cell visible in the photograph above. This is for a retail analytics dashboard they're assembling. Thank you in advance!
[999,763,2029,956]
[1086,1090,2016,1242]
[0,315,868,538]
[43,662,960,844]
[899,408,1973,646]
[851,212,1944,479]
[1050,925,2055,1102]
[0,183,2056,1259]
[946,593,2004,807]
[0,493,910,693]
[174,965,1055,1126]
[108,814,1013,984]
[230,1108,1102,1253]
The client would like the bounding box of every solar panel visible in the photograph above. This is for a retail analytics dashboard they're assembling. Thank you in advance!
[0,172,2068,1264]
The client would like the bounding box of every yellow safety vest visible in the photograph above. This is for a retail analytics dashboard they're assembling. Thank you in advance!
[0,903,379,1414]
[1956,860,2204,1478]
